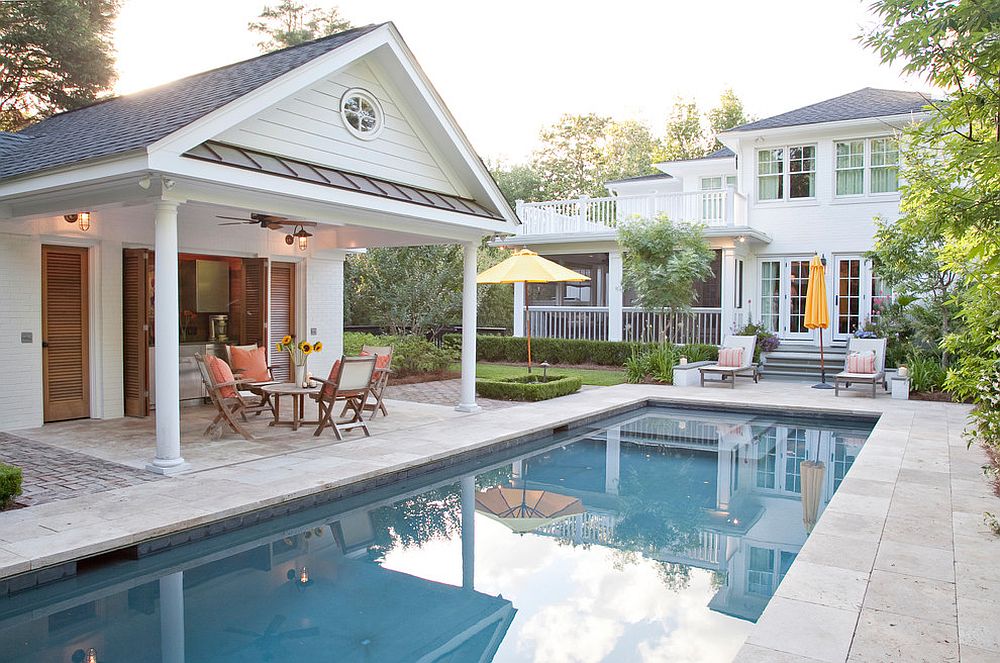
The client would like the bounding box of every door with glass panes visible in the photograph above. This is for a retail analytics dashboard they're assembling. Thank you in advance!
[758,257,814,341]
[833,256,886,341]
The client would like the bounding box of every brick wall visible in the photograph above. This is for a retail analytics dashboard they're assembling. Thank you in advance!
[0,233,43,429]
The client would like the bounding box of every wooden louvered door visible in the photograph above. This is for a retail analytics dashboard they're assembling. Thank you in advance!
[122,248,150,417]
[42,245,90,422]
[241,258,269,348]
[268,262,295,381]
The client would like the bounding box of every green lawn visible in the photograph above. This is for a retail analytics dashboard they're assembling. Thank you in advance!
[453,362,627,386]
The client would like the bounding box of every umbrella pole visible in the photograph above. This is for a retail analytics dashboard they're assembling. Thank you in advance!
[812,327,834,389]
[524,281,532,373]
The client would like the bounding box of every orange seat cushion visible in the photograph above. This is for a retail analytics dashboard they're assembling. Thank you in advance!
[229,345,270,382]
[205,355,238,398]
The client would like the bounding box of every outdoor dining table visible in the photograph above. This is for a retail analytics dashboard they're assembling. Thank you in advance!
[260,382,321,432]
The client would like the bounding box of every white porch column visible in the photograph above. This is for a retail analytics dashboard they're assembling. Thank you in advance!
[605,425,621,495]
[147,200,188,474]
[719,247,737,341]
[608,249,624,342]
[511,458,523,485]
[456,241,481,412]
[461,474,476,591]
[513,282,525,337]
[159,571,186,663]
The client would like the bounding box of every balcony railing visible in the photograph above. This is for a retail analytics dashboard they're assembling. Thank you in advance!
[526,306,723,345]
[515,188,747,236]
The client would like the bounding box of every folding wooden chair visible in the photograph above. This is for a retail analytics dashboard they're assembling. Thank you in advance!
[341,344,394,420]
[225,343,280,416]
[195,353,273,440]
[311,355,377,440]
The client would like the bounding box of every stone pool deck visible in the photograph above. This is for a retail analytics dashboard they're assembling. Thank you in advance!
[0,381,996,661]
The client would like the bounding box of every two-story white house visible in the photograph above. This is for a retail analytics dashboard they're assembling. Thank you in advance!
[497,88,928,368]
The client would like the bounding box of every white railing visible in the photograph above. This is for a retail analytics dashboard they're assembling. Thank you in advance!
[525,306,722,345]
[515,188,747,236]
[528,306,610,341]
[622,307,722,345]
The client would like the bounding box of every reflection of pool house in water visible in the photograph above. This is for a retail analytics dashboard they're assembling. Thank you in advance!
[513,408,867,622]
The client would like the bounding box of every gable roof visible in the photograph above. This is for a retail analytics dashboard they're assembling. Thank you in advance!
[727,88,930,132]
[0,24,382,182]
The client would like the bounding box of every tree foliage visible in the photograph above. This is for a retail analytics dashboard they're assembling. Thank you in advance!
[707,88,752,151]
[618,216,715,316]
[249,1,353,52]
[488,160,545,207]
[0,0,119,131]
[862,0,1000,460]
[658,98,706,162]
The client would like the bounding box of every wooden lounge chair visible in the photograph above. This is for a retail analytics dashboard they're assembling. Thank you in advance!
[699,335,759,388]
[311,355,377,440]
[835,337,888,397]
[341,344,394,420]
[195,353,273,440]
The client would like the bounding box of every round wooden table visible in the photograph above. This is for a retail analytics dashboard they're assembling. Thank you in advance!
[260,382,321,431]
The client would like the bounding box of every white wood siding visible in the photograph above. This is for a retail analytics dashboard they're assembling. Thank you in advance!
[214,59,460,195]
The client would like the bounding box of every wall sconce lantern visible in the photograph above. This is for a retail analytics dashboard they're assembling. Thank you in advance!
[287,566,312,587]
[71,648,98,663]
[294,225,312,252]
[64,211,91,231]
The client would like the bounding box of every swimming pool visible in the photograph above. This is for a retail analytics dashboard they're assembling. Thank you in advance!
[0,404,874,662]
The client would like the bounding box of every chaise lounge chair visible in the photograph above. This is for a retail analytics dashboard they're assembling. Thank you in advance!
[699,335,759,388]
[834,337,888,397]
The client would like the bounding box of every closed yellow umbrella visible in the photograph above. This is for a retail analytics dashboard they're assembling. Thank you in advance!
[477,249,589,371]
[800,459,826,533]
[804,254,833,389]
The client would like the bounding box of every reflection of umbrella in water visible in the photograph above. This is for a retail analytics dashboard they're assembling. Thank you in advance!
[475,486,585,534]
[800,460,826,533]
[224,614,320,661]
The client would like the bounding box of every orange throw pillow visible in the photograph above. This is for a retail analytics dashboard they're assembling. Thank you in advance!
[205,355,238,398]
[229,345,270,382]
[360,351,392,370]
[322,360,342,398]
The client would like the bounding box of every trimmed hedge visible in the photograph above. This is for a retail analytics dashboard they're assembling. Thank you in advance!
[0,464,22,509]
[476,374,583,401]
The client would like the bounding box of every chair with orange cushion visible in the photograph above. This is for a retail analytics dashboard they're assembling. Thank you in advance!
[226,344,279,416]
[341,344,394,420]
[195,353,272,440]
[310,355,377,440]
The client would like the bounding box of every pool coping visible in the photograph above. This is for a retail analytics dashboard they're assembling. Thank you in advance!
[0,383,993,662]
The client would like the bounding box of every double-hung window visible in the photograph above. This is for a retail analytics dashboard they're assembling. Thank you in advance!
[757,146,815,201]
[870,137,899,193]
[835,140,865,196]
[834,136,900,196]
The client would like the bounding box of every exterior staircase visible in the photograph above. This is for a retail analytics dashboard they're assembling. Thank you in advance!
[760,343,848,381]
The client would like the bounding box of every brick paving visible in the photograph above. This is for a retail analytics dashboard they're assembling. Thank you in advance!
[385,378,517,410]
[0,433,162,507]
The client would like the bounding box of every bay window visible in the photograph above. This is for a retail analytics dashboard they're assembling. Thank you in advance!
[757,145,815,201]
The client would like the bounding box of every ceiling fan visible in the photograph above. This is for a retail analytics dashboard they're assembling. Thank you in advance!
[216,213,317,250]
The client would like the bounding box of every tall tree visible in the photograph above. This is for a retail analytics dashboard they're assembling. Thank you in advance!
[249,1,353,52]
[657,98,707,162]
[0,0,120,131]
[488,161,544,207]
[707,88,752,151]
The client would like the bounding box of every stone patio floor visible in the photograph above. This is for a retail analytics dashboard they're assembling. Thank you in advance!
[0,381,997,661]
[385,378,514,409]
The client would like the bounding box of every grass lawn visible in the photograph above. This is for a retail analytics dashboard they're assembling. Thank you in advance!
[452,362,627,386]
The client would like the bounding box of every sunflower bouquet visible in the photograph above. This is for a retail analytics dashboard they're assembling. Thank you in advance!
[275,335,323,386]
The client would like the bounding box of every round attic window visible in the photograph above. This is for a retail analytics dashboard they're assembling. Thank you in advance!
[340,88,384,140]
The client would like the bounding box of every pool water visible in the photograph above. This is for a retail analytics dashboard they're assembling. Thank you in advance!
[0,405,874,663]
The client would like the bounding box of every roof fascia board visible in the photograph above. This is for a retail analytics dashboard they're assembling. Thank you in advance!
[493,227,771,246]
[0,153,150,201]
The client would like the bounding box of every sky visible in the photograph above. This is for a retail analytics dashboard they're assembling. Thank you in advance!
[113,0,929,163]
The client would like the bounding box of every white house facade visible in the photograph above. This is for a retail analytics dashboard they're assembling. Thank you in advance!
[0,23,516,469]
[497,88,928,356]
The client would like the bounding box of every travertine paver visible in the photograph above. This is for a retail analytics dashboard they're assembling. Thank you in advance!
[385,378,515,409]
[0,433,161,506]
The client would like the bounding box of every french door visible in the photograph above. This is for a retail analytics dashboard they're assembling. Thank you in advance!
[758,257,813,341]
[833,256,882,341]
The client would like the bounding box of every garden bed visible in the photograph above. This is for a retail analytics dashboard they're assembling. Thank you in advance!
[475,374,583,401]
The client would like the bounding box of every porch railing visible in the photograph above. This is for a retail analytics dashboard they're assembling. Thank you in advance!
[515,188,747,236]
[525,306,722,345]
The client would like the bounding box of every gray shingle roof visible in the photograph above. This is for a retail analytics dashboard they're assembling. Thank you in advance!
[728,88,930,132]
[0,24,383,182]
[606,172,674,185]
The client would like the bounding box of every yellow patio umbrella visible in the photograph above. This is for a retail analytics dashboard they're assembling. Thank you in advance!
[800,460,826,533]
[803,254,833,389]
[476,249,589,371]
[475,486,585,534]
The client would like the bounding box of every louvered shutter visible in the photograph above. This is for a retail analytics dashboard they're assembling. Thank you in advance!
[268,262,295,381]
[122,248,150,417]
[42,246,90,422]
[242,258,269,347]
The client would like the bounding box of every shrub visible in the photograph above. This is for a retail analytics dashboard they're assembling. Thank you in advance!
[624,344,679,384]
[475,374,582,401]
[445,334,654,367]
[0,464,22,509]
[906,352,947,393]
[343,332,456,377]
[678,343,719,363]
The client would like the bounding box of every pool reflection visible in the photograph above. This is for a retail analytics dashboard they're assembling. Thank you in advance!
[0,406,871,663]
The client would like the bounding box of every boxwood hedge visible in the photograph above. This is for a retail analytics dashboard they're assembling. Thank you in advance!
[475,374,582,401]
[0,463,22,509]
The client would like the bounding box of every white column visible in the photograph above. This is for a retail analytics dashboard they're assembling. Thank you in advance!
[719,247,737,341]
[605,425,621,495]
[511,458,523,485]
[717,443,734,511]
[159,571,186,663]
[461,474,476,591]
[456,242,481,412]
[608,249,624,342]
[513,282,525,337]
[147,201,189,474]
